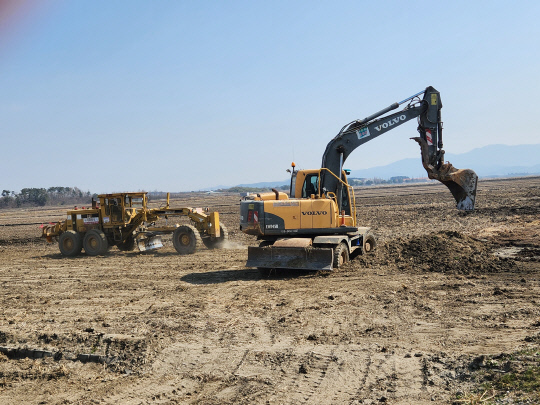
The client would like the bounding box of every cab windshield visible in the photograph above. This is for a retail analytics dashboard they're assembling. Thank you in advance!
[301,174,319,198]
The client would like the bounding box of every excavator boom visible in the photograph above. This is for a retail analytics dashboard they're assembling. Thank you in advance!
[321,86,477,210]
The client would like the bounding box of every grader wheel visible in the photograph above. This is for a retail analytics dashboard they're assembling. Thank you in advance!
[117,236,135,251]
[202,224,228,249]
[173,224,202,255]
[83,229,109,256]
[58,230,82,257]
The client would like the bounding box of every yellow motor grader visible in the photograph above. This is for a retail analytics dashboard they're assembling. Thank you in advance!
[42,192,227,256]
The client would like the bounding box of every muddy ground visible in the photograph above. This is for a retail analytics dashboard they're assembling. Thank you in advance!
[0,177,539,404]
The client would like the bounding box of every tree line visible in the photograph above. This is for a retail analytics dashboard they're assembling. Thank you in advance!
[0,187,93,208]
[348,176,430,186]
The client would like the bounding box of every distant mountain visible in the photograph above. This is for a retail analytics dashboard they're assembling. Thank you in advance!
[234,180,289,188]
[200,180,289,192]
[210,144,540,191]
[349,144,540,179]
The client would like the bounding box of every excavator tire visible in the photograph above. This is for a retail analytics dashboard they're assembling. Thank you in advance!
[58,230,83,257]
[333,242,349,269]
[173,224,201,255]
[117,236,135,251]
[83,229,109,256]
[202,224,228,249]
[362,232,376,254]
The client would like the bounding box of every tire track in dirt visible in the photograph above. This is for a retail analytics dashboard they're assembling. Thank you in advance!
[261,350,334,404]
[111,343,434,404]
[350,351,394,403]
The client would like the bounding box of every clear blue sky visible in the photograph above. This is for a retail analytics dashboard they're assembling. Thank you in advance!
[1,0,539,192]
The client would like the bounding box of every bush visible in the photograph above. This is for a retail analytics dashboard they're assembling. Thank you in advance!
[17,188,49,206]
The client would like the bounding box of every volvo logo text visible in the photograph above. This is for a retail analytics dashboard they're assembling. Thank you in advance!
[301,211,328,215]
[374,114,406,132]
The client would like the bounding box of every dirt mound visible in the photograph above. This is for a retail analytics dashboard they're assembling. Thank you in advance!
[353,231,516,275]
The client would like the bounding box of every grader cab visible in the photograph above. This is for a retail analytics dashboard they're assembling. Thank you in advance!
[41,192,227,257]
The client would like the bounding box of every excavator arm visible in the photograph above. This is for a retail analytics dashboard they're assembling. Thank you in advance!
[320,86,477,210]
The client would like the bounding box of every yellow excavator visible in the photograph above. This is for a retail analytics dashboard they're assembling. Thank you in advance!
[240,86,478,271]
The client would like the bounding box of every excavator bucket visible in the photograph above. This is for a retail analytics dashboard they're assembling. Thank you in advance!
[435,167,478,211]
[412,137,478,210]
[246,246,334,271]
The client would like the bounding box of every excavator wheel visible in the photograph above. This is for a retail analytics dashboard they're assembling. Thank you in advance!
[83,229,109,256]
[173,224,202,255]
[58,230,83,257]
[202,224,228,249]
[117,236,135,251]
[333,242,349,269]
[362,232,376,254]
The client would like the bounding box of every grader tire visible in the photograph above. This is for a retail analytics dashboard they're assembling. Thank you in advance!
[333,242,349,269]
[83,229,109,256]
[58,230,82,257]
[202,224,228,249]
[173,224,202,255]
[117,236,135,251]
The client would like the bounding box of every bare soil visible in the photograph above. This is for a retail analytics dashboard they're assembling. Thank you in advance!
[0,177,539,404]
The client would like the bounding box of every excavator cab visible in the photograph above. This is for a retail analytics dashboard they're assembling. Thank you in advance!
[290,169,317,198]
[302,174,319,198]
[338,181,352,216]
[292,167,355,222]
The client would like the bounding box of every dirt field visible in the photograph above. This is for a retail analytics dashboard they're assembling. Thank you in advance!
[0,177,539,404]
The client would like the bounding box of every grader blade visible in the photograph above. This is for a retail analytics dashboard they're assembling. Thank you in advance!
[246,246,334,271]
[413,137,478,211]
[137,235,163,251]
